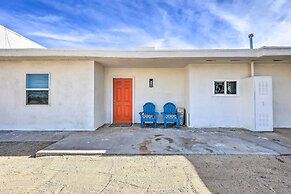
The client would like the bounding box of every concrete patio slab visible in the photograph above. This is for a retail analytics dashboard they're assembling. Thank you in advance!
[36,125,291,156]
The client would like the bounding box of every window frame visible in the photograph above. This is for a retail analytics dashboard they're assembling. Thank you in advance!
[213,80,239,97]
[25,73,51,106]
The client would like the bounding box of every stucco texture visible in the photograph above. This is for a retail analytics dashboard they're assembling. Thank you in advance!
[104,68,186,123]
[187,63,251,128]
[1,59,290,130]
[0,60,95,130]
[255,63,291,127]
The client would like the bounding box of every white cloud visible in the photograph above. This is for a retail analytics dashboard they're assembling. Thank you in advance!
[146,37,195,49]
[0,0,290,49]
[29,32,87,42]
[195,0,291,48]
[204,2,250,34]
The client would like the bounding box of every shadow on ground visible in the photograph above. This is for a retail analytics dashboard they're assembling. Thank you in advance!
[0,131,72,157]
[0,142,55,157]
[186,155,291,194]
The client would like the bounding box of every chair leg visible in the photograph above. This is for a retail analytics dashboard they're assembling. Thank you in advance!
[141,121,144,128]
[177,120,180,129]
[154,121,157,128]
[164,122,167,128]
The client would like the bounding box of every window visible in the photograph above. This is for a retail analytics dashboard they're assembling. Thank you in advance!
[214,80,238,96]
[26,74,49,105]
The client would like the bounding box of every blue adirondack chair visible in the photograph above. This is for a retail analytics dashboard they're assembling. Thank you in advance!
[139,102,159,128]
[161,102,181,128]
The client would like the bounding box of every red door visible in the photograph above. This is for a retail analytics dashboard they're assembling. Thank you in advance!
[113,78,132,123]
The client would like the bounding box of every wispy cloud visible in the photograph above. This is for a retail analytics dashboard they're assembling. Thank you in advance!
[0,0,290,49]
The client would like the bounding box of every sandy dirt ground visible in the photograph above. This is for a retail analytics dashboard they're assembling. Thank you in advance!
[187,155,291,194]
[0,156,210,194]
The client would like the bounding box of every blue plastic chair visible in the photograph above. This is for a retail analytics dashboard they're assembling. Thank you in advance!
[161,102,181,128]
[139,102,159,128]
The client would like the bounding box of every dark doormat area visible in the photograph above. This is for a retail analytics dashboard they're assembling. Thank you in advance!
[109,123,132,127]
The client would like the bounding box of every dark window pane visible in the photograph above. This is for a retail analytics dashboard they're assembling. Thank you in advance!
[226,81,237,94]
[214,81,225,94]
[26,91,49,105]
[26,74,49,88]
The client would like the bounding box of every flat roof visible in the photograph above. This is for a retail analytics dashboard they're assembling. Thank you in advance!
[0,46,290,67]
[0,46,290,58]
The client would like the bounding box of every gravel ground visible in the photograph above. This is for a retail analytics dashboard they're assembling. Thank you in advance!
[0,142,55,156]
[187,155,291,194]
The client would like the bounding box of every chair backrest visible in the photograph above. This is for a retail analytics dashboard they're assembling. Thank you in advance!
[163,102,177,114]
[143,102,156,115]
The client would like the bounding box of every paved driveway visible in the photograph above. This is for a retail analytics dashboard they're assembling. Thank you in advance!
[35,125,291,156]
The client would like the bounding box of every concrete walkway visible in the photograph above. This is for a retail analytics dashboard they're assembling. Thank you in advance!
[36,125,291,156]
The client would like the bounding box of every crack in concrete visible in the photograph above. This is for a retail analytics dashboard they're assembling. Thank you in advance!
[98,174,113,194]
[146,184,151,193]
[57,184,66,194]
[98,160,114,194]
[115,179,146,189]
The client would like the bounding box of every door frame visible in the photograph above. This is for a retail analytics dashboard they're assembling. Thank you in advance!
[110,75,135,123]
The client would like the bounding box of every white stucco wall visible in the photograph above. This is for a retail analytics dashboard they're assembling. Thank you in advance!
[187,63,251,128]
[0,59,290,131]
[104,68,186,123]
[94,62,105,129]
[0,60,95,130]
[255,63,291,127]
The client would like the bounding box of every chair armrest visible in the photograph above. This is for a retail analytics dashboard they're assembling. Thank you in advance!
[154,112,159,118]
[139,112,143,116]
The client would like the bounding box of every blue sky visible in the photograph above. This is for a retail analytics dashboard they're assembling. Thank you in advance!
[1,0,290,49]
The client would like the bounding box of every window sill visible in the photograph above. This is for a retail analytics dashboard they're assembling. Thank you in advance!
[212,94,239,97]
[25,104,51,107]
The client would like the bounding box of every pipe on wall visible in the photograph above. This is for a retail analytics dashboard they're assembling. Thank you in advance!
[250,61,255,76]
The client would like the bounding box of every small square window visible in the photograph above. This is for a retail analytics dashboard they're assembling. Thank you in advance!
[213,80,238,96]
[26,74,49,105]
[214,81,225,95]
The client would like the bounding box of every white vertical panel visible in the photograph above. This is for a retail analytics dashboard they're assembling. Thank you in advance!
[255,76,273,131]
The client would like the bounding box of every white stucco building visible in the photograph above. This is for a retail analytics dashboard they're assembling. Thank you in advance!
[0,47,290,131]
